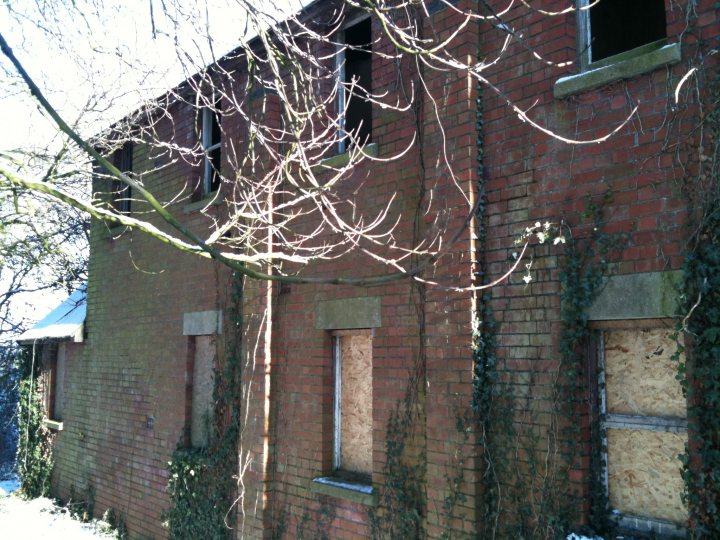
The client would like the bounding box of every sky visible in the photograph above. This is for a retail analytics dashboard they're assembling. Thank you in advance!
[0,0,302,153]
[0,0,302,332]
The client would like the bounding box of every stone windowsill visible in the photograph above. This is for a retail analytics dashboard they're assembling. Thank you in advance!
[315,143,378,172]
[183,189,222,214]
[42,419,64,431]
[613,512,686,538]
[310,476,376,506]
[554,42,681,99]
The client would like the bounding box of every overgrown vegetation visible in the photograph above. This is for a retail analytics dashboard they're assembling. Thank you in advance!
[472,195,615,538]
[0,344,19,476]
[675,41,720,536]
[165,449,229,539]
[15,345,54,499]
[370,379,427,539]
[679,206,720,538]
[163,272,244,540]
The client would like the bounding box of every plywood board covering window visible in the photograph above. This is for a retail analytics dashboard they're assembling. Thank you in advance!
[42,343,65,422]
[607,429,687,523]
[601,327,687,527]
[53,343,66,421]
[191,335,215,448]
[334,332,372,476]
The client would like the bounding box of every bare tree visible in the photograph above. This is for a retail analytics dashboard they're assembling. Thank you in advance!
[0,151,88,337]
[0,0,622,291]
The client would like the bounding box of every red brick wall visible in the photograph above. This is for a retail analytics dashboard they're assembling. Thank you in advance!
[476,0,715,533]
[45,0,717,538]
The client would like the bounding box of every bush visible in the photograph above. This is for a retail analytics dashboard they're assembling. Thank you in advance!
[15,348,54,498]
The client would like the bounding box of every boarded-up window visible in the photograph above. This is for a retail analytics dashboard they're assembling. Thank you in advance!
[189,336,215,448]
[42,343,65,422]
[333,331,372,478]
[601,328,687,529]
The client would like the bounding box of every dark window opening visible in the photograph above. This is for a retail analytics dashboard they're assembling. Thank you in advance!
[589,0,666,63]
[341,18,372,152]
[200,103,222,196]
[111,141,133,214]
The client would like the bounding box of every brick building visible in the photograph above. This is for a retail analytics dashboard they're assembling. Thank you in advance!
[18,0,718,538]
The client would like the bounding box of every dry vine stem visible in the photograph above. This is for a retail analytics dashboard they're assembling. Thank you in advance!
[1,0,631,288]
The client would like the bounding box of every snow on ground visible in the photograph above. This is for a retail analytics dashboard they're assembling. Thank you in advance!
[0,479,117,540]
[567,534,604,540]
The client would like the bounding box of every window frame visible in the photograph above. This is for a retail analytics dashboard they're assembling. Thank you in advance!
[576,0,667,72]
[110,141,133,214]
[556,2,679,98]
[185,335,216,448]
[200,103,222,196]
[595,322,688,536]
[41,343,65,429]
[336,15,372,155]
[331,328,373,480]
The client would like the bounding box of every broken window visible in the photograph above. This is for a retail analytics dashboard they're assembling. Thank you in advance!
[338,17,372,153]
[110,141,133,214]
[599,327,687,534]
[578,0,667,68]
[200,103,222,196]
[332,330,373,482]
[186,335,215,448]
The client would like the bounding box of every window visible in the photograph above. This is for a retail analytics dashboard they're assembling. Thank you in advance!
[578,0,666,69]
[200,104,222,196]
[43,343,65,424]
[598,327,687,534]
[110,141,133,214]
[185,335,215,448]
[332,330,373,482]
[338,17,372,153]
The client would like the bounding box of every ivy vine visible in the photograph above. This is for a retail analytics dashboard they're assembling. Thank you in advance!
[163,272,244,540]
[676,204,720,537]
[15,345,54,499]
[676,48,720,536]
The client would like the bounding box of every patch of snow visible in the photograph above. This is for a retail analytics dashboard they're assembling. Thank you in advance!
[16,287,86,344]
[567,534,604,540]
[0,493,117,539]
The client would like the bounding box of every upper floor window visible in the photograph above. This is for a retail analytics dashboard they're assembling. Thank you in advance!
[338,17,372,154]
[578,0,667,69]
[200,103,222,196]
[111,141,133,214]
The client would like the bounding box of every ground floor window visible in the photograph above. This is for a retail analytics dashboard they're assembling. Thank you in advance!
[186,335,215,448]
[42,343,65,423]
[599,326,687,533]
[332,330,373,481]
